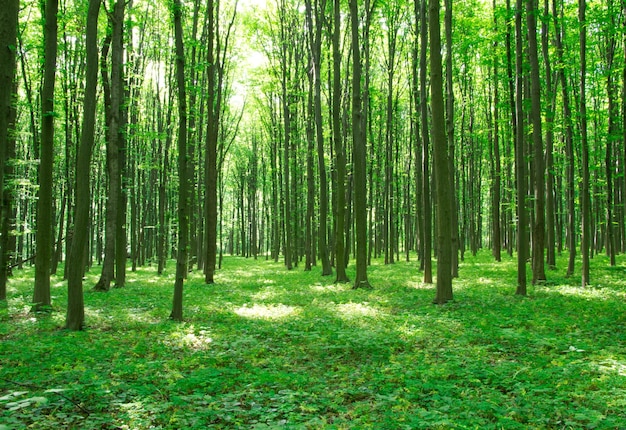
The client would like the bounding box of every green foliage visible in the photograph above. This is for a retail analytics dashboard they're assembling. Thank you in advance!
[1,253,626,428]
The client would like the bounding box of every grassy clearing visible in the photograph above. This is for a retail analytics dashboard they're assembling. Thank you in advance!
[1,252,626,429]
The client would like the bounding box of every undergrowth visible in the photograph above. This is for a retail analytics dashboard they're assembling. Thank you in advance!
[1,252,625,429]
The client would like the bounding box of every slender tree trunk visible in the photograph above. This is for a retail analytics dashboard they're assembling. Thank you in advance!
[0,84,17,301]
[333,0,348,282]
[604,4,618,267]
[94,0,125,292]
[492,0,502,262]
[0,0,18,204]
[412,0,424,268]
[553,0,575,276]
[541,0,556,269]
[306,0,331,276]
[33,0,59,311]
[350,0,371,290]
[579,0,591,286]
[66,0,100,331]
[444,0,459,277]
[171,0,189,322]
[420,0,433,284]
[527,0,546,284]
[205,0,218,283]
[305,76,315,271]
[515,0,528,295]
[430,0,453,304]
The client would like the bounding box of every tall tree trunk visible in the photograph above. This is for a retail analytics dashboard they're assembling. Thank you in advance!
[0,84,17,301]
[430,0,453,304]
[0,0,19,301]
[333,0,348,282]
[305,75,315,271]
[604,2,618,267]
[527,0,546,284]
[33,0,59,311]
[420,0,433,284]
[66,0,100,331]
[171,0,189,322]
[94,0,125,292]
[444,0,459,277]
[412,0,424,268]
[553,0,575,276]
[492,0,502,262]
[350,0,371,290]
[579,0,591,286]
[541,0,556,269]
[515,0,528,295]
[0,0,18,205]
[306,0,331,276]
[205,0,219,283]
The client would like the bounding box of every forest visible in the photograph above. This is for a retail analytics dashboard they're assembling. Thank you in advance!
[1,0,626,427]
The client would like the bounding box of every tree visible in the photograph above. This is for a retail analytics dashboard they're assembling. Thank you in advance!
[0,0,19,207]
[526,0,546,284]
[204,0,219,283]
[420,0,433,284]
[171,0,189,322]
[333,0,348,283]
[444,0,459,278]
[430,0,453,304]
[305,0,332,277]
[491,0,502,263]
[94,0,126,292]
[579,0,591,286]
[553,0,576,276]
[349,0,371,290]
[515,0,528,296]
[0,0,19,302]
[66,0,101,331]
[33,0,59,311]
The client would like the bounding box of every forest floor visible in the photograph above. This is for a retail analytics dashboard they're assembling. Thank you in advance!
[1,252,626,429]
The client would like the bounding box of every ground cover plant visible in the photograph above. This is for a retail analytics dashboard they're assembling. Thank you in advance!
[1,252,626,429]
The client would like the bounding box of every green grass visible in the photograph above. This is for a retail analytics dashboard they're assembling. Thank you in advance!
[1,252,626,429]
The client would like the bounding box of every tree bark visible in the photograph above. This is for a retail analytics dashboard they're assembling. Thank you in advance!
[66,0,100,331]
[579,0,591,286]
[205,0,219,283]
[526,0,546,284]
[553,0,576,276]
[306,0,331,276]
[492,0,502,262]
[0,84,17,301]
[94,0,125,292]
[333,0,348,282]
[541,0,556,269]
[444,0,459,277]
[33,0,59,311]
[430,0,453,304]
[350,0,371,290]
[420,0,433,284]
[171,0,189,322]
[515,0,528,295]
[0,0,18,205]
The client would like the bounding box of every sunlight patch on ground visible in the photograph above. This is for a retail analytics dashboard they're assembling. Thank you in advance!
[162,325,213,351]
[406,281,433,290]
[251,288,278,301]
[596,358,626,376]
[397,323,425,339]
[309,283,346,293]
[546,284,619,301]
[334,302,380,318]
[234,303,300,319]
